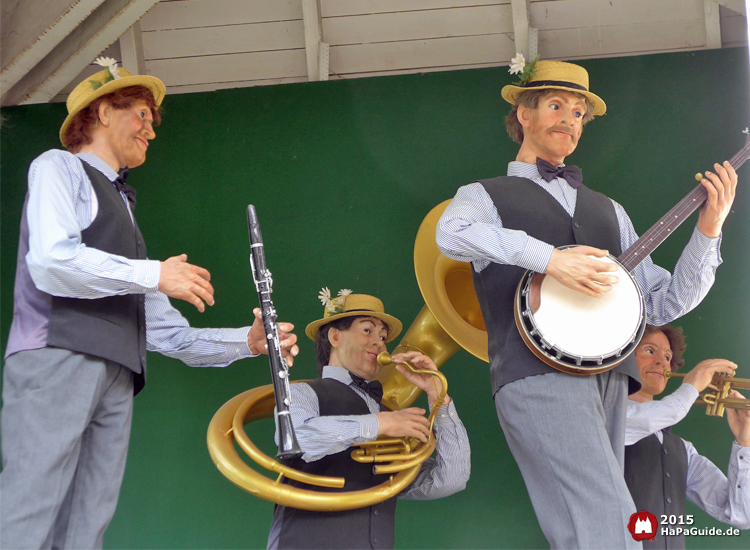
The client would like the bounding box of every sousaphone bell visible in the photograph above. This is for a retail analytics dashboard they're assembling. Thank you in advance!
[206,200,487,511]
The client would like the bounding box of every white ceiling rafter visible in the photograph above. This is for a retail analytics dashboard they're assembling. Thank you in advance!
[119,21,146,75]
[302,0,329,81]
[1,0,160,106]
[0,1,746,106]
[511,0,537,61]
[714,0,746,15]
[705,0,723,49]
[1,0,107,95]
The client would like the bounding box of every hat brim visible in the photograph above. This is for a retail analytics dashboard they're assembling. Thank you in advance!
[59,74,166,147]
[501,84,606,116]
[306,311,403,343]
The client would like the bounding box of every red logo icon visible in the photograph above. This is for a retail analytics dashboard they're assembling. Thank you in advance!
[628,510,658,541]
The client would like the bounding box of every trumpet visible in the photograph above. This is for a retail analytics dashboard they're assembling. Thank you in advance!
[350,352,448,475]
[665,371,750,417]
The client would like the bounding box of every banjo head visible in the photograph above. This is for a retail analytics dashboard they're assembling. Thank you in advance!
[515,250,646,375]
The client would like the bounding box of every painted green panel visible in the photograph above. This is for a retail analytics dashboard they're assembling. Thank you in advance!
[1,47,748,549]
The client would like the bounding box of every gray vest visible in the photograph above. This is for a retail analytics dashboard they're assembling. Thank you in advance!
[46,160,148,394]
[625,430,688,549]
[275,379,397,549]
[472,176,640,393]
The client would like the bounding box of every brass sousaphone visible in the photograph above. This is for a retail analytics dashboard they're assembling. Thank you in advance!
[206,200,486,511]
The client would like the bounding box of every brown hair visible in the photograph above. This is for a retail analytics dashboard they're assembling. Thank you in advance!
[314,316,389,376]
[64,86,162,153]
[643,324,686,372]
[505,89,595,144]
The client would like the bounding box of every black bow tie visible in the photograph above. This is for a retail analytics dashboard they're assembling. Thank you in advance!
[536,158,583,189]
[349,373,384,403]
[113,167,137,210]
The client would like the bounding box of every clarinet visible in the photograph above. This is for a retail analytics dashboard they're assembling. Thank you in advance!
[246,205,302,460]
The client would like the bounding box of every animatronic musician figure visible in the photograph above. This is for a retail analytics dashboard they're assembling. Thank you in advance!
[267,290,470,550]
[625,324,750,548]
[0,59,298,550]
[436,58,738,547]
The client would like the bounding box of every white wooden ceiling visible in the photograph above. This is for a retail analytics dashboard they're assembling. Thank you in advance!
[1,0,748,107]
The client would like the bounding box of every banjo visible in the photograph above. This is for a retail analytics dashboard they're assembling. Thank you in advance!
[515,130,750,375]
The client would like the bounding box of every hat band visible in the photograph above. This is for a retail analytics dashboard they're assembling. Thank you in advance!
[523,79,588,92]
[326,308,380,317]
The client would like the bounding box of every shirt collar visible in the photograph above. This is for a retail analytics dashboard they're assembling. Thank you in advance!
[76,152,120,182]
[321,365,357,385]
[507,160,568,180]
[508,161,543,179]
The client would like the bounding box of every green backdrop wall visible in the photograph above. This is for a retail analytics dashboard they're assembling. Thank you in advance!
[1,47,749,549]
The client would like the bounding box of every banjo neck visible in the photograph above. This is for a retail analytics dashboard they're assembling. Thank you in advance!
[618,132,750,273]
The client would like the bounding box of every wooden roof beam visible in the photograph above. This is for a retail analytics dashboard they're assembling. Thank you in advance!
[714,0,746,16]
[705,0,723,49]
[119,20,145,75]
[302,0,329,81]
[1,0,107,95]
[511,0,537,61]
[1,0,160,106]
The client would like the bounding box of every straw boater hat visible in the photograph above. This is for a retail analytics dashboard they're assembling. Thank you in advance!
[59,60,166,147]
[501,60,606,116]
[305,290,403,343]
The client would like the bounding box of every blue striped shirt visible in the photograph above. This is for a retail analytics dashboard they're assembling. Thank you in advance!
[277,366,471,500]
[7,149,253,366]
[435,161,722,325]
[626,385,750,529]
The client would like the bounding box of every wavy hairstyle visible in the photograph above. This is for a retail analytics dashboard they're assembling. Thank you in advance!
[64,86,162,153]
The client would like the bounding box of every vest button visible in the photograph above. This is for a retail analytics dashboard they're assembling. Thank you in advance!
[663,448,669,455]
[373,510,379,516]
[666,497,672,504]
[574,222,581,229]
[665,472,671,478]
[373,538,378,545]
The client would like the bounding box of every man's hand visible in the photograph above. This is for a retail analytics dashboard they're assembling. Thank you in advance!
[392,351,449,406]
[376,408,431,443]
[158,254,215,312]
[726,390,750,447]
[247,308,299,366]
[697,161,737,239]
[681,358,737,393]
[544,246,619,298]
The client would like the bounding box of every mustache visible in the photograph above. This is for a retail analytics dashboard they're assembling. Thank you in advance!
[550,125,574,136]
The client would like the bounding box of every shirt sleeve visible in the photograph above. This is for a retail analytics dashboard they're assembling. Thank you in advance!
[625,384,699,446]
[614,201,722,325]
[435,182,554,274]
[145,292,255,366]
[399,400,471,501]
[277,382,380,462]
[685,440,750,529]
[24,150,161,298]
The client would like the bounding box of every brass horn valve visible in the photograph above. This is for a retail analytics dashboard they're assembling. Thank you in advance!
[349,352,448,475]
[665,370,750,417]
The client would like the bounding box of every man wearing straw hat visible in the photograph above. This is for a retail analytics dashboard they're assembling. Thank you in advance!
[436,57,737,547]
[625,324,750,548]
[267,289,470,549]
[0,58,298,550]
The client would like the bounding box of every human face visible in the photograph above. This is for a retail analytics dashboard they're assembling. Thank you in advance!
[103,100,156,169]
[328,317,388,380]
[634,330,674,399]
[517,91,586,165]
